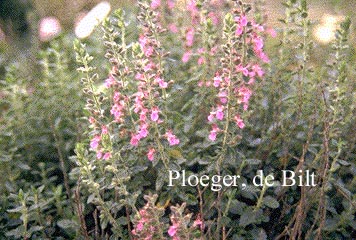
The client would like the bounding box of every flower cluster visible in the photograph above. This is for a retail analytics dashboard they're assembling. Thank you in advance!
[85,1,181,163]
[207,2,269,141]
[168,203,203,239]
[131,194,166,240]
[181,0,226,64]
[132,0,180,161]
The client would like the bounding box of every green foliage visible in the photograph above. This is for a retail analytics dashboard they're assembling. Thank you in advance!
[0,38,84,239]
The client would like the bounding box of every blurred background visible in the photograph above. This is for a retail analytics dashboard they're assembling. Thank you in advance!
[0,0,355,81]
[0,0,353,60]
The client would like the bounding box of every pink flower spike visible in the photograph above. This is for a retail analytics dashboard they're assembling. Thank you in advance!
[168,225,177,237]
[147,148,156,161]
[103,152,112,160]
[150,107,160,122]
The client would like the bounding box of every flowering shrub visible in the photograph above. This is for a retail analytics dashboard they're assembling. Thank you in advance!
[1,0,355,239]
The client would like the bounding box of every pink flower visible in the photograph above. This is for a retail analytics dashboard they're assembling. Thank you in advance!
[138,124,149,139]
[193,218,203,227]
[165,130,180,146]
[144,46,154,57]
[168,225,177,237]
[101,125,108,134]
[237,86,252,104]
[144,62,156,72]
[187,0,198,15]
[252,64,264,77]
[155,77,168,88]
[104,75,116,88]
[186,28,195,47]
[168,24,178,33]
[213,75,222,87]
[150,0,160,9]
[182,51,192,63]
[218,90,228,104]
[90,135,101,149]
[167,0,175,9]
[150,107,160,122]
[198,57,205,65]
[209,124,220,141]
[234,115,245,129]
[236,64,249,76]
[267,27,277,38]
[239,15,248,27]
[257,51,270,63]
[208,112,215,122]
[103,152,112,160]
[130,134,139,146]
[96,151,103,159]
[253,35,264,51]
[236,25,243,36]
[216,106,224,120]
[209,131,217,141]
[147,148,156,161]
[89,117,96,124]
[208,12,219,26]
[135,73,145,80]
[136,222,144,231]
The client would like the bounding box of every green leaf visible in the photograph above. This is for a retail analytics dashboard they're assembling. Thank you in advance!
[28,226,44,234]
[263,196,280,209]
[239,209,257,227]
[57,219,78,229]
[245,159,262,165]
[229,200,247,215]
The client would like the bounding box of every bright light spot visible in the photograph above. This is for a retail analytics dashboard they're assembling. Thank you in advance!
[314,25,335,44]
[313,14,344,44]
[75,1,111,39]
[38,17,62,42]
